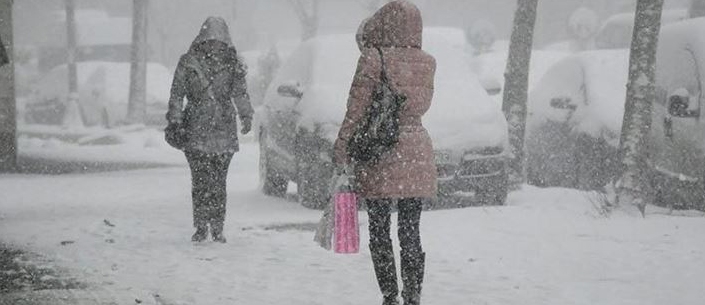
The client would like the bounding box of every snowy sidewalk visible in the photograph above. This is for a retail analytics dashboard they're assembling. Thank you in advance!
[1,143,705,305]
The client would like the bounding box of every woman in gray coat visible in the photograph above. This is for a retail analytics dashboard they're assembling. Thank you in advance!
[167,17,254,243]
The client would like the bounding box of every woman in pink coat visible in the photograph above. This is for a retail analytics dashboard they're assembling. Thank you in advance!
[333,1,437,304]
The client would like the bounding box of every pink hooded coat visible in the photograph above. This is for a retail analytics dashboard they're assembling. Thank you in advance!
[334,0,437,199]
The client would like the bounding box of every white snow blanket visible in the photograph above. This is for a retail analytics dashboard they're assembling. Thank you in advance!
[1,142,705,305]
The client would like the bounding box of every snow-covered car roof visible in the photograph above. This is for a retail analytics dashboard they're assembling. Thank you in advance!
[655,17,705,94]
[267,29,508,152]
[596,9,687,50]
[470,49,570,99]
[35,61,173,106]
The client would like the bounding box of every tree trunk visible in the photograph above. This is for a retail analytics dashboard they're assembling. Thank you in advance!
[690,0,705,18]
[128,0,149,124]
[0,0,16,171]
[501,0,539,185]
[62,0,84,129]
[615,0,665,216]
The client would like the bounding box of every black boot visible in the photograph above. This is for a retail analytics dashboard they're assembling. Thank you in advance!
[211,224,227,243]
[382,296,400,305]
[401,252,425,305]
[368,200,398,304]
[191,225,207,242]
[371,245,399,304]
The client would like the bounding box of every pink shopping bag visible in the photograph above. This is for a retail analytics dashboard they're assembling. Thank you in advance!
[334,191,359,254]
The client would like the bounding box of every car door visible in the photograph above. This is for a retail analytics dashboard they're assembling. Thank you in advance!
[652,48,703,181]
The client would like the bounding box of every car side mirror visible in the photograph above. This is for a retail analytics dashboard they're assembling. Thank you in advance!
[668,89,699,118]
[277,81,303,99]
[550,97,577,111]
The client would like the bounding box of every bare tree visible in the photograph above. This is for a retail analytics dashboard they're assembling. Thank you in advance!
[0,0,16,171]
[615,0,665,216]
[501,0,539,185]
[128,0,149,124]
[289,0,320,41]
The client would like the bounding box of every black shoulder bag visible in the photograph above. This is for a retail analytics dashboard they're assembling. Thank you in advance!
[347,48,407,164]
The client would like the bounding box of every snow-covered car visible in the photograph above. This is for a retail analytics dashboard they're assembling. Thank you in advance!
[526,16,705,208]
[595,9,687,50]
[25,61,173,127]
[525,49,629,189]
[469,49,569,100]
[647,17,705,209]
[257,30,510,209]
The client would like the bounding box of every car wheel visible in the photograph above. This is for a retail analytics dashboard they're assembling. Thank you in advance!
[478,171,509,206]
[296,159,332,210]
[259,131,287,197]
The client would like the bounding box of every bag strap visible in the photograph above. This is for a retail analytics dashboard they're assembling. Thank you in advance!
[376,48,390,84]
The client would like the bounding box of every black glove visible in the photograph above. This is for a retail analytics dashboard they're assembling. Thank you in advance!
[241,118,252,135]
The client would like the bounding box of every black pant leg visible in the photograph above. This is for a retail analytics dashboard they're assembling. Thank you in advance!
[367,199,399,300]
[398,198,424,304]
[398,198,423,261]
[186,151,212,228]
[210,152,234,228]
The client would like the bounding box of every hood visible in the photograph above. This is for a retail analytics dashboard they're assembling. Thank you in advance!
[356,18,371,51]
[189,17,233,52]
[366,0,423,49]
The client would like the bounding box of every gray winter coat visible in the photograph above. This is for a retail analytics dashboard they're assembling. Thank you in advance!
[167,17,254,153]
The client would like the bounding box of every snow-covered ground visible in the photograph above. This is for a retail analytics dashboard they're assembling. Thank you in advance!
[1,142,705,305]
